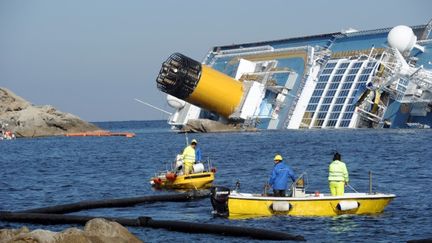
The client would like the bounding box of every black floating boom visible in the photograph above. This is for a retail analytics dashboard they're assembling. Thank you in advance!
[18,191,210,214]
[0,212,305,241]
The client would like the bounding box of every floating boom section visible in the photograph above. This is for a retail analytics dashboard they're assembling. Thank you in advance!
[156,53,244,118]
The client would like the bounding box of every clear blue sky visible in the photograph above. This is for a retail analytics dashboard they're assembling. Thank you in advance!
[1,0,431,121]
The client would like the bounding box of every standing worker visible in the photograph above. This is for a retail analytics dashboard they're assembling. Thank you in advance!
[328,152,349,196]
[268,154,297,197]
[195,142,202,163]
[182,139,197,175]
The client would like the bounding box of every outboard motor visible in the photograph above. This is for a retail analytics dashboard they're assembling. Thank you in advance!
[210,186,230,217]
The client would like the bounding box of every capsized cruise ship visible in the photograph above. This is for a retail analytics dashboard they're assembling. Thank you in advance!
[156,20,432,130]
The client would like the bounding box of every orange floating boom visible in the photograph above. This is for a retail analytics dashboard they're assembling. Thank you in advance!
[65,130,135,138]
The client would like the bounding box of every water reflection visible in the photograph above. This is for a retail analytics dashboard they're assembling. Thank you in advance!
[329,215,358,233]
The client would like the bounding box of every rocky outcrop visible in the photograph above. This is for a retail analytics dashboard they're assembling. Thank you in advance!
[0,87,100,137]
[0,218,143,243]
[180,119,258,133]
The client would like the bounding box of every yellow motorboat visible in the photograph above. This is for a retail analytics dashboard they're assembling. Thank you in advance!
[150,170,215,190]
[150,156,216,190]
[211,174,395,218]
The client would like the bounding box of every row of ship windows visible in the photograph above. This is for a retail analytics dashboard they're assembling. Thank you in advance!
[308,95,355,105]
[320,62,374,79]
[323,97,346,104]
[366,62,376,67]
[318,73,370,83]
[325,62,337,68]
[321,61,364,73]
[324,61,359,69]
[300,118,352,128]
[306,102,356,112]
[312,118,353,127]
[361,68,374,75]
[321,68,352,75]
[312,89,352,97]
[336,68,347,75]
[325,75,357,83]
[322,67,350,75]
[397,85,407,93]
[349,68,361,74]
[326,120,352,127]
[398,78,409,86]
[324,60,373,70]
[325,61,373,69]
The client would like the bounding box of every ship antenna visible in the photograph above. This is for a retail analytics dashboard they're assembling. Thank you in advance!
[134,98,172,116]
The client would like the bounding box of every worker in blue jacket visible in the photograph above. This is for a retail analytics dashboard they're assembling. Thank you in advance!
[195,145,202,163]
[268,154,297,197]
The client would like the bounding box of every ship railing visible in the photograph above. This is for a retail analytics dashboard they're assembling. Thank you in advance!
[209,46,309,59]
[288,172,308,197]
[214,45,274,55]
[284,48,315,127]
[356,107,383,123]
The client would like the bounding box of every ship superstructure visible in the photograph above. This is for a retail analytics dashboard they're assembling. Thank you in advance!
[156,20,432,130]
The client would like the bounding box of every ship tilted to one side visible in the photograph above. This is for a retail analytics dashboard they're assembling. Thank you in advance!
[156,20,432,130]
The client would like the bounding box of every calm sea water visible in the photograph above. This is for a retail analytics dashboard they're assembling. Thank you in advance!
[1,120,431,242]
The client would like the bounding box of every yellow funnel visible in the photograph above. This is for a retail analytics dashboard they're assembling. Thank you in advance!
[156,53,243,118]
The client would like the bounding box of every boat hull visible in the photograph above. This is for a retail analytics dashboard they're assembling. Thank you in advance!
[151,172,215,190]
[226,192,395,218]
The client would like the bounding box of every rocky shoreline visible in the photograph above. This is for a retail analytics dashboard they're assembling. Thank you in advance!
[0,87,100,138]
[180,119,258,133]
[0,218,142,243]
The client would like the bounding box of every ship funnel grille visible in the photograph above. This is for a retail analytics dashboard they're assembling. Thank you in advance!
[156,53,202,99]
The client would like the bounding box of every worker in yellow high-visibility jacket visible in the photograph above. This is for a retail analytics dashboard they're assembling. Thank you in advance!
[182,139,197,175]
[328,152,349,196]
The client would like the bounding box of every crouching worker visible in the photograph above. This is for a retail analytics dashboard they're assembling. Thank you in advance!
[174,154,184,175]
[182,139,197,175]
[268,154,297,197]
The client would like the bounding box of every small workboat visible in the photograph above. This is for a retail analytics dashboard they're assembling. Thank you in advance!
[0,130,15,140]
[0,122,15,140]
[211,173,395,218]
[150,155,216,190]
